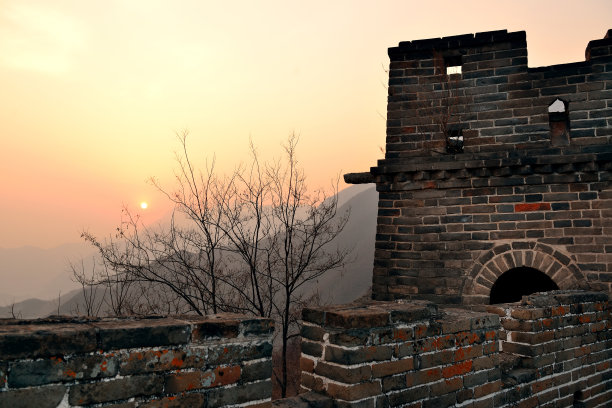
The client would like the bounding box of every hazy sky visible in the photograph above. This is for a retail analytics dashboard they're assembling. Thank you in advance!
[1,0,610,249]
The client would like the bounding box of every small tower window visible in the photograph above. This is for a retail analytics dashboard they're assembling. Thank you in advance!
[444,55,462,75]
[548,98,570,146]
[447,65,462,75]
[446,128,464,153]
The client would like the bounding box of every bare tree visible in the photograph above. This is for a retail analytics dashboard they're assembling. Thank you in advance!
[148,133,236,314]
[265,135,349,396]
[70,259,106,317]
[55,291,61,316]
[9,300,22,319]
[78,133,350,397]
[218,135,350,395]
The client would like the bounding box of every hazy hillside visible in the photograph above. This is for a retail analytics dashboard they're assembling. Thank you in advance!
[0,242,96,304]
[305,185,378,304]
[0,184,378,318]
[0,289,83,319]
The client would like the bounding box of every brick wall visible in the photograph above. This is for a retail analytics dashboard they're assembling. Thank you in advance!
[345,29,612,304]
[487,292,611,407]
[384,29,611,157]
[0,314,273,408]
[299,291,611,408]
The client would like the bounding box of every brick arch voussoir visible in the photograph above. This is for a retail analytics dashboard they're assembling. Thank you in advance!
[464,242,586,298]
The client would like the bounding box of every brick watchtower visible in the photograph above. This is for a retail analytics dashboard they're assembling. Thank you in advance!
[346,29,612,305]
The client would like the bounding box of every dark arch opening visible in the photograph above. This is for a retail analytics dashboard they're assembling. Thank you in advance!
[573,390,584,407]
[489,267,559,304]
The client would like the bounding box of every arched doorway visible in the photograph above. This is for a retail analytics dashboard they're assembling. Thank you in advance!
[462,242,586,305]
[489,266,559,304]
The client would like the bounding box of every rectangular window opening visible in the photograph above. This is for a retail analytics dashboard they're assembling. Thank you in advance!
[446,129,464,153]
[548,98,570,146]
[444,55,462,76]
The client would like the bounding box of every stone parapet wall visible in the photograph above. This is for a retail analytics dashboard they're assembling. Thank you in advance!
[299,291,611,408]
[0,314,274,408]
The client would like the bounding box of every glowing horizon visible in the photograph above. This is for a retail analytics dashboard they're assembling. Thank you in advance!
[1,0,610,248]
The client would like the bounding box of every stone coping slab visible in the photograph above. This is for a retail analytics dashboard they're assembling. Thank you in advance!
[0,314,273,360]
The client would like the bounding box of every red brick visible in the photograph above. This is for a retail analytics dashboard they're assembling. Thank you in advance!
[301,372,324,392]
[442,360,473,378]
[415,335,455,352]
[531,377,553,394]
[454,345,483,362]
[372,358,414,377]
[472,356,496,371]
[412,367,442,385]
[456,331,484,346]
[457,388,474,404]
[326,381,382,401]
[315,361,371,384]
[516,396,538,408]
[550,306,568,316]
[474,379,502,398]
[120,349,190,374]
[300,357,315,373]
[514,203,551,212]
[430,377,462,396]
[511,331,554,344]
[483,341,499,355]
[393,328,413,341]
[420,350,454,369]
[164,365,241,393]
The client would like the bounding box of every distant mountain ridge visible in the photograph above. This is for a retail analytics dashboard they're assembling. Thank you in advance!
[0,184,377,318]
[312,184,377,304]
[0,242,96,304]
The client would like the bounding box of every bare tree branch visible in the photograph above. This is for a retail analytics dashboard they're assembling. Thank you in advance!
[77,133,351,398]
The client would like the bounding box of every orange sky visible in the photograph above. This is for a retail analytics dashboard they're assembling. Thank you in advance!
[1,0,611,249]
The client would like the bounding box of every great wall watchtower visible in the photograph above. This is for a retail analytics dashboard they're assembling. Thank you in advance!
[346,29,612,305]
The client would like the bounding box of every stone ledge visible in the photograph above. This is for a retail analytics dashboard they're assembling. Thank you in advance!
[371,145,612,176]
[0,322,97,360]
[0,314,274,360]
[343,172,374,184]
[520,290,609,307]
[94,318,191,350]
[344,144,612,186]
[437,308,500,334]
[302,300,438,329]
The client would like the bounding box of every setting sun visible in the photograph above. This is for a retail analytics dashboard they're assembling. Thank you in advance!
[140,202,148,209]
